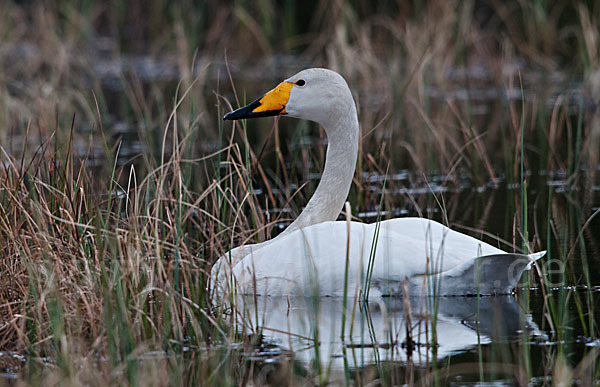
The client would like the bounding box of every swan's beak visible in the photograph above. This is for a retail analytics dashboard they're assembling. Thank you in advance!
[224,81,294,120]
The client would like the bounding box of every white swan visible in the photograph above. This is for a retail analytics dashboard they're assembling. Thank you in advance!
[212,68,545,297]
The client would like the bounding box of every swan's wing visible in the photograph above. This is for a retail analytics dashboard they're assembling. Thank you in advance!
[375,219,546,295]
[373,218,507,279]
[409,252,546,296]
[227,219,511,296]
[381,218,505,258]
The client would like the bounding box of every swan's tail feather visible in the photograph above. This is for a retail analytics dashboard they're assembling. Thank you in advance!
[413,251,546,296]
[526,251,546,268]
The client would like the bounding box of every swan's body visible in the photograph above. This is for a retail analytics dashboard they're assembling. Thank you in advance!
[212,68,544,297]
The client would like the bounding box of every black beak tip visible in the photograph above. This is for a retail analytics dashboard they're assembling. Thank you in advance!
[223,99,260,121]
[223,97,282,121]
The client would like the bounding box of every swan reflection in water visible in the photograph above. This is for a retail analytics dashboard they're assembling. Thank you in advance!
[233,295,545,368]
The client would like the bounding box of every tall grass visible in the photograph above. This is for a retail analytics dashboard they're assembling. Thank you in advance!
[0,0,599,385]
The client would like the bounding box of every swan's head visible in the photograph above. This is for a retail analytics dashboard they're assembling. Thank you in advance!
[224,68,355,128]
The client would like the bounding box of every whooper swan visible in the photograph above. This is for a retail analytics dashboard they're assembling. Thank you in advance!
[212,68,545,297]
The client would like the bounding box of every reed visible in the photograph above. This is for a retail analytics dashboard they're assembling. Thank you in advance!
[0,0,599,385]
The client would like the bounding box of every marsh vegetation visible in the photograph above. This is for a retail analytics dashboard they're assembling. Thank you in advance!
[0,1,599,385]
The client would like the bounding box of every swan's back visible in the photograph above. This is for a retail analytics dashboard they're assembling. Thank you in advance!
[226,218,509,296]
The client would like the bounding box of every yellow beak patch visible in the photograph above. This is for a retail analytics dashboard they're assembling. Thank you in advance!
[252,81,294,114]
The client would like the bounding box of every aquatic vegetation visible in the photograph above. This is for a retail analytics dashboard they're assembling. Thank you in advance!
[0,0,599,385]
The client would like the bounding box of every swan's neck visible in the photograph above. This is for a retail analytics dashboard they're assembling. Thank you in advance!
[280,106,359,236]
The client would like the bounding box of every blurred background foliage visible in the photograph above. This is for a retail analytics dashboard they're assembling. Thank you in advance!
[1,0,598,165]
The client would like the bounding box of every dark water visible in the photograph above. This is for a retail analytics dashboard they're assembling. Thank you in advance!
[232,290,599,385]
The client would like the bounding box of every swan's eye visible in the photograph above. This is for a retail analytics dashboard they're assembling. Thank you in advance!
[295,79,306,86]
